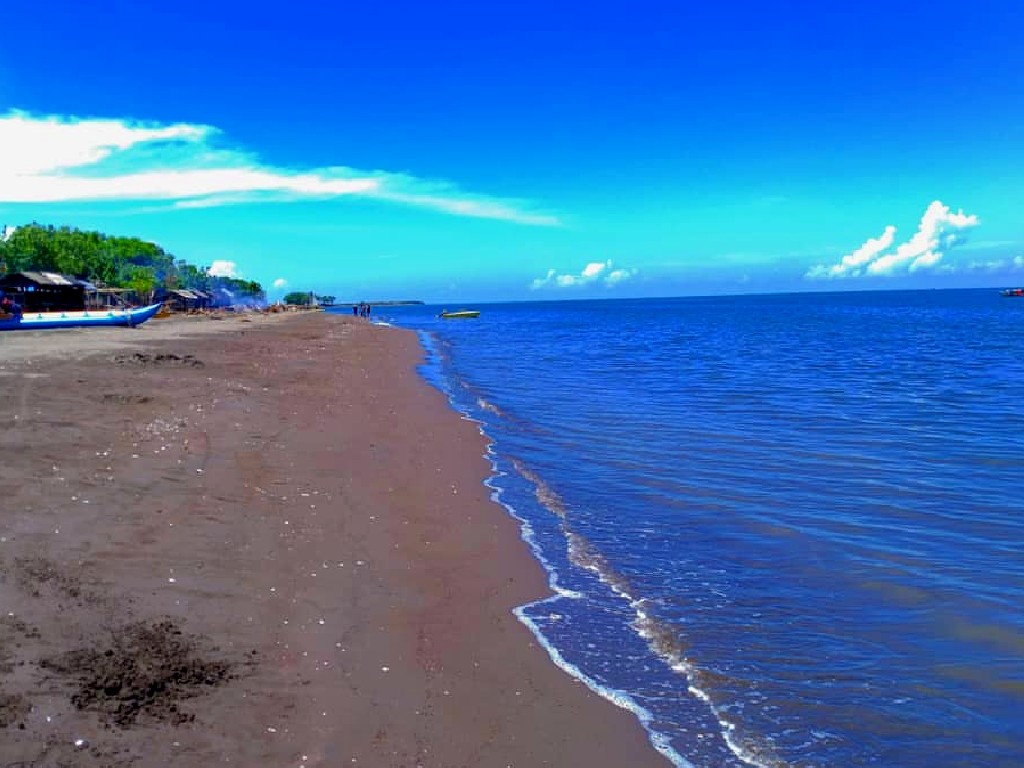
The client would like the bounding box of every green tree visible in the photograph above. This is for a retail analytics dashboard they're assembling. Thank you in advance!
[126,266,157,304]
[0,223,264,305]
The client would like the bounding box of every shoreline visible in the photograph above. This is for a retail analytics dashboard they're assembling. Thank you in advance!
[0,313,667,766]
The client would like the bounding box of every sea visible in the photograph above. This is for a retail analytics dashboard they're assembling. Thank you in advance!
[331,289,1024,767]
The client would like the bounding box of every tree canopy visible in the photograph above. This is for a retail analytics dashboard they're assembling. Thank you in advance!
[0,223,264,301]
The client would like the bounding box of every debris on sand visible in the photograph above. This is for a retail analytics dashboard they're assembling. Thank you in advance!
[0,692,30,728]
[40,620,235,727]
[111,352,204,368]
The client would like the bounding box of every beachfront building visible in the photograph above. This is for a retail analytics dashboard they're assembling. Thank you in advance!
[81,282,136,310]
[0,271,85,312]
[155,288,213,313]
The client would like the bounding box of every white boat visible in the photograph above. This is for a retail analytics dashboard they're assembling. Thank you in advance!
[439,309,480,319]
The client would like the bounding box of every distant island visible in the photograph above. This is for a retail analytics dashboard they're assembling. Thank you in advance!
[284,293,423,308]
[354,300,424,306]
[320,299,424,307]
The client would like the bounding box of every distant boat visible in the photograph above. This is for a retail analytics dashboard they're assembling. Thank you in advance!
[1000,288,1023,297]
[0,303,163,331]
[439,309,480,319]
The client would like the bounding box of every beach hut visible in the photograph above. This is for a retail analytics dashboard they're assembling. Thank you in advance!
[192,289,214,309]
[156,288,214,313]
[81,281,134,310]
[0,271,85,312]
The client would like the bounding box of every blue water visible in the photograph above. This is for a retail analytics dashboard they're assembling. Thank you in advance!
[339,290,1024,767]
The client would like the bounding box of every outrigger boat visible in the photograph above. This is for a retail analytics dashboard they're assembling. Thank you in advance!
[0,303,163,331]
[1000,288,1023,297]
[439,309,480,319]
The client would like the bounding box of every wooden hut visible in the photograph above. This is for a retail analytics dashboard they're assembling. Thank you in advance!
[0,271,85,312]
[156,288,212,313]
[82,282,134,310]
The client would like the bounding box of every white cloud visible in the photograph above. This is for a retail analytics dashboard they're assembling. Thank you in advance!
[806,201,979,279]
[372,184,560,226]
[0,110,558,226]
[967,259,1009,273]
[947,255,1024,274]
[604,268,633,285]
[272,278,288,289]
[806,225,896,278]
[208,260,240,278]
[530,260,637,289]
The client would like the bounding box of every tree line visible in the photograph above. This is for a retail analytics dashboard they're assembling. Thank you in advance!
[0,223,264,301]
[282,291,336,306]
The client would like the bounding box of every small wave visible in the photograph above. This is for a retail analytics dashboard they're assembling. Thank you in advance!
[411,324,781,768]
[476,396,505,418]
[508,455,781,767]
[511,457,569,519]
[514,600,693,768]
[483,452,580,598]
[507,456,779,767]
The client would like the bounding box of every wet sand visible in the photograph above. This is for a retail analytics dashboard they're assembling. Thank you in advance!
[0,312,666,767]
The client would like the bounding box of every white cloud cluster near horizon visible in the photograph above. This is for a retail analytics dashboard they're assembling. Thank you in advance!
[272,278,288,290]
[530,259,637,289]
[945,254,1024,274]
[806,201,980,279]
[0,110,558,226]
[207,260,241,279]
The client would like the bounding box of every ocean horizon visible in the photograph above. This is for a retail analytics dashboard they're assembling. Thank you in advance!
[335,288,1023,767]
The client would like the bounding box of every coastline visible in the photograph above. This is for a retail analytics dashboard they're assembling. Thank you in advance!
[0,312,666,766]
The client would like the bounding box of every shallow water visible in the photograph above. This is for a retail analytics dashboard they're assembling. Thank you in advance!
[350,290,1024,767]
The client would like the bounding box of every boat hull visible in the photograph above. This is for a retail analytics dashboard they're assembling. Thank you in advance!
[439,311,480,319]
[0,303,163,331]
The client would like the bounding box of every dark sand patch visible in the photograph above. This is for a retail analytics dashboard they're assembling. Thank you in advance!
[40,620,240,727]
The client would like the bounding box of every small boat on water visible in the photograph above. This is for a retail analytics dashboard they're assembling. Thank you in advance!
[439,309,480,319]
[0,303,163,331]
[1000,288,1023,297]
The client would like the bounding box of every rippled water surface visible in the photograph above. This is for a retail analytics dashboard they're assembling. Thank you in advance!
[360,290,1024,767]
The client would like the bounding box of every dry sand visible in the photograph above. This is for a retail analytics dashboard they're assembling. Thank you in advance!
[0,312,667,767]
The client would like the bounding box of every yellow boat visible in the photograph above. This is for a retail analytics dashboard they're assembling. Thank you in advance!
[439,309,480,319]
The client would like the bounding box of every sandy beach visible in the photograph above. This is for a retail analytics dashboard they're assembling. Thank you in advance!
[0,312,666,767]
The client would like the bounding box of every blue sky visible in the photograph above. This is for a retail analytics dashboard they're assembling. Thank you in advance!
[1,0,1022,301]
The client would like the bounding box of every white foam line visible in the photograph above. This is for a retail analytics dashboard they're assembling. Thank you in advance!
[408,325,770,768]
[484,454,581,599]
[513,602,693,768]
[582,552,778,768]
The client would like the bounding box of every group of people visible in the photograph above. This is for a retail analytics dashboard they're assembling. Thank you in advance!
[352,302,372,318]
[0,292,22,319]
